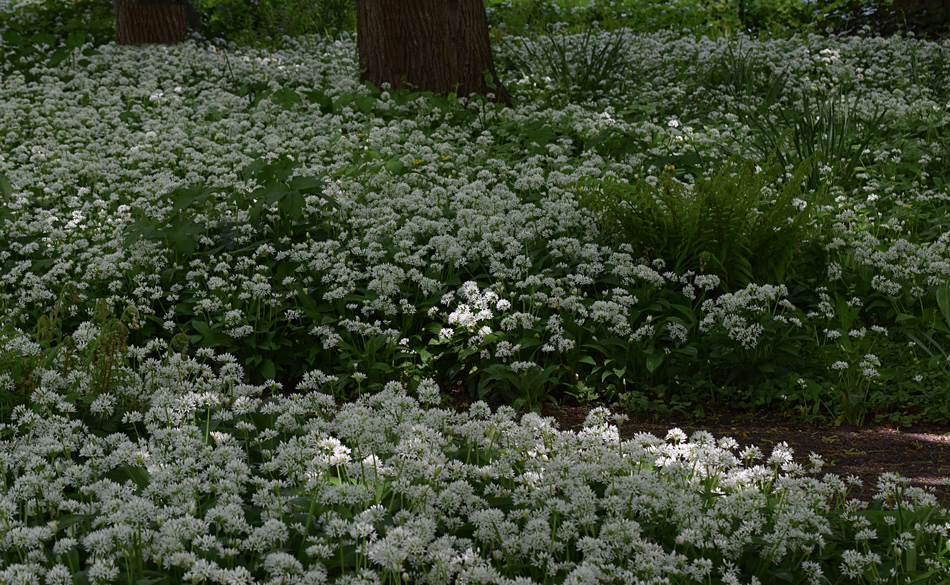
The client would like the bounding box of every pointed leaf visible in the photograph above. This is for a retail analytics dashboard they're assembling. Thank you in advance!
[289,175,324,193]
[937,282,950,332]
[2,30,23,47]
[282,190,304,220]
[48,47,70,67]
[31,32,56,47]
[65,32,86,49]
[645,353,664,373]
[0,172,14,198]
[259,359,276,381]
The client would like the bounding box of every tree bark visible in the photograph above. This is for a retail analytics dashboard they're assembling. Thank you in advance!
[355,0,511,106]
[115,0,187,45]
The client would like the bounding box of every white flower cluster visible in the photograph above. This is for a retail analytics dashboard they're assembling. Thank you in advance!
[1,355,942,584]
[699,284,804,350]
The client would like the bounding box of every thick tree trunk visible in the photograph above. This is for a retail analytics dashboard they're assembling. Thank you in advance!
[355,0,511,106]
[115,0,187,45]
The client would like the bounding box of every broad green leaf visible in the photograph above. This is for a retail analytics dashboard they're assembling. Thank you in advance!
[289,175,324,193]
[264,181,289,205]
[259,358,276,381]
[0,172,13,198]
[192,320,212,337]
[167,224,200,255]
[384,159,405,174]
[2,30,23,47]
[47,48,69,67]
[171,184,213,211]
[645,353,664,373]
[270,88,301,109]
[282,190,304,220]
[102,465,149,493]
[137,570,173,585]
[124,465,150,491]
[65,32,86,49]
[354,95,375,113]
[31,32,56,47]
[56,513,94,532]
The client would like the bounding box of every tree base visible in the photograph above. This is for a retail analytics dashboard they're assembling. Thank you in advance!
[115,0,187,45]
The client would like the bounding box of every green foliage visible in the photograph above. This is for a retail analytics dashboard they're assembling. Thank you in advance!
[501,26,631,103]
[0,291,142,429]
[487,0,948,39]
[196,0,354,45]
[750,88,887,189]
[576,156,829,293]
[705,38,788,109]
[121,156,338,385]
[0,0,114,48]
[0,29,102,83]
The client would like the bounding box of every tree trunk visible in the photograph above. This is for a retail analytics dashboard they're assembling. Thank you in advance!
[355,0,511,106]
[115,0,187,45]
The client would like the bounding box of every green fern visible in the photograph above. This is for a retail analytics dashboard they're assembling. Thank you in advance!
[576,156,829,292]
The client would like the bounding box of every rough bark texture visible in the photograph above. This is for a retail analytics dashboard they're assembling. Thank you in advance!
[355,0,511,105]
[115,0,187,45]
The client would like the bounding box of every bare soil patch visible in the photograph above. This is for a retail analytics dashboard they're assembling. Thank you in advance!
[538,401,950,504]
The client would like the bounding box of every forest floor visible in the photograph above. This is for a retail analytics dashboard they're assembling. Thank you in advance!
[531,400,950,504]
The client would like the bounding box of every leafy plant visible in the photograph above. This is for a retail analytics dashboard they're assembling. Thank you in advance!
[121,156,339,385]
[502,25,631,102]
[705,38,788,110]
[750,88,886,189]
[0,29,101,84]
[0,0,114,48]
[576,155,830,293]
[195,0,354,45]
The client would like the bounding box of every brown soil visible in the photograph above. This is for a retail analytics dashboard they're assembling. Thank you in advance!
[537,401,950,505]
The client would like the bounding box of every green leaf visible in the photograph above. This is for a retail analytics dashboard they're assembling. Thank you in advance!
[645,353,664,373]
[2,30,23,47]
[125,465,150,491]
[56,513,94,532]
[354,95,375,113]
[48,47,69,67]
[384,159,406,174]
[137,570,173,585]
[65,32,87,49]
[577,355,598,366]
[31,32,56,47]
[289,175,324,193]
[103,465,150,494]
[270,88,301,109]
[263,181,289,206]
[192,320,212,337]
[171,184,213,212]
[167,227,198,255]
[259,359,276,381]
[304,89,333,114]
[937,282,950,331]
[242,158,266,181]
[0,172,13,198]
[282,190,304,220]
[122,221,155,248]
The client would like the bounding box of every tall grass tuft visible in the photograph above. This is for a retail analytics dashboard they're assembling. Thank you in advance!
[501,26,631,102]
[751,88,886,188]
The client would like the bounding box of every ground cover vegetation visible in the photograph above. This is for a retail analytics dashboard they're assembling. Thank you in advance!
[2,0,950,582]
